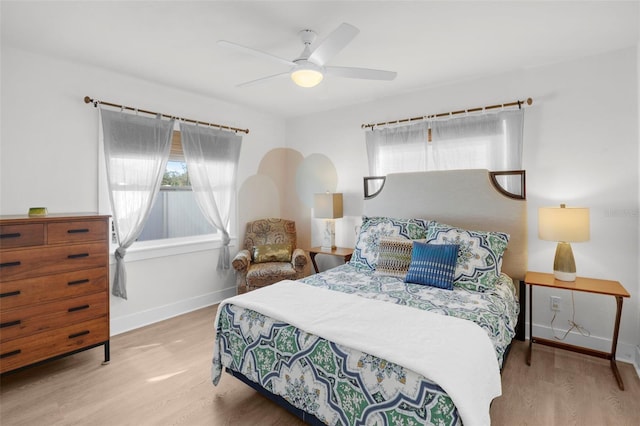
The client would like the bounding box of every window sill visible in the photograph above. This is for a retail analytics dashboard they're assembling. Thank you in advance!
[108,235,237,264]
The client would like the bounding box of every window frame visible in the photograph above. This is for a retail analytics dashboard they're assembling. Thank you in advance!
[98,125,237,263]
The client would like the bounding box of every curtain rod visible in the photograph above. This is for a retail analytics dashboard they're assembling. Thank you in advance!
[361,97,533,130]
[84,96,250,134]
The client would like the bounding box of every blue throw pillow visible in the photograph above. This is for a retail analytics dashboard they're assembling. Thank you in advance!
[405,242,459,290]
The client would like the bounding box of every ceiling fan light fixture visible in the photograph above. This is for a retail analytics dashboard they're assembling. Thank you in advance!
[220,23,396,88]
[291,62,324,88]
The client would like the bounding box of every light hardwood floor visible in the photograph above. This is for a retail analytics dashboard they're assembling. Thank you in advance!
[1,305,638,425]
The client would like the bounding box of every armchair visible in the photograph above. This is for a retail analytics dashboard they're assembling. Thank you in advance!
[232,218,307,293]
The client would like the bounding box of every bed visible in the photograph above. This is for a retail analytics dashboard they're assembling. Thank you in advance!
[212,169,527,426]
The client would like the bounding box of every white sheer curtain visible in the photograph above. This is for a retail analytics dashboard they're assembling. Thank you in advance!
[365,109,524,191]
[365,121,429,176]
[101,109,174,299]
[430,110,523,170]
[179,123,242,270]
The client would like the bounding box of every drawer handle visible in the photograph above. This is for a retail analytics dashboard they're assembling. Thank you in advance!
[68,305,90,313]
[0,319,21,328]
[0,290,21,298]
[68,253,89,259]
[0,232,21,239]
[68,330,90,339]
[0,349,21,359]
[0,261,21,268]
[68,278,90,286]
[68,228,90,234]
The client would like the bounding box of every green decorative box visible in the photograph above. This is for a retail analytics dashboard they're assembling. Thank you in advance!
[28,207,48,217]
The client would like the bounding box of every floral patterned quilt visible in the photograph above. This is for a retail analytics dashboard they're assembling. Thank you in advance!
[212,264,519,426]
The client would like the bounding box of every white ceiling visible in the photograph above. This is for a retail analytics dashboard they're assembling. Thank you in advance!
[2,1,638,118]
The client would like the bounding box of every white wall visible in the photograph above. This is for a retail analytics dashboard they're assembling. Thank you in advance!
[286,47,640,366]
[0,47,286,334]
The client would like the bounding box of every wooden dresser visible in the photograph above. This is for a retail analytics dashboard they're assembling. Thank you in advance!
[0,214,110,374]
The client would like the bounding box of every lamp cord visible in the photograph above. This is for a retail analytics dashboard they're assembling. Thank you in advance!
[551,292,591,340]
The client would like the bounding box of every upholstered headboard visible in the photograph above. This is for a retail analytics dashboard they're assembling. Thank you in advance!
[363,169,527,281]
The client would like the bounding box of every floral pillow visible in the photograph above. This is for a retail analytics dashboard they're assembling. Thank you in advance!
[350,216,431,270]
[426,221,509,292]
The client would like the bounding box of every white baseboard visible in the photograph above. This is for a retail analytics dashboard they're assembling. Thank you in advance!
[531,323,637,367]
[110,287,236,336]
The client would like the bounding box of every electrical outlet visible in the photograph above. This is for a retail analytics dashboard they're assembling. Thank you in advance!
[550,296,561,312]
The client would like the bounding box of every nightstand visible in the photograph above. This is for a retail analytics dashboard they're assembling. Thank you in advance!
[308,247,353,273]
[524,271,630,390]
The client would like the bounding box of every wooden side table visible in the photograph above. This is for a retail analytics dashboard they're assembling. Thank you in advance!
[308,247,353,273]
[524,271,630,390]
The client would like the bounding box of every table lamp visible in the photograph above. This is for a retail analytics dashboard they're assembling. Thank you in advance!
[538,204,590,281]
[314,193,343,250]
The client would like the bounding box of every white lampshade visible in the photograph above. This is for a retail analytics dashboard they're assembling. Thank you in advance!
[538,204,590,242]
[314,193,343,219]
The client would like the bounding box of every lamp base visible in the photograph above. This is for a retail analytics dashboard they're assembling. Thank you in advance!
[553,270,577,282]
[321,219,336,251]
[553,242,577,282]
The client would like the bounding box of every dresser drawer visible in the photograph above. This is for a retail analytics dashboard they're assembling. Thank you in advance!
[47,220,108,245]
[0,242,108,282]
[0,316,108,373]
[0,224,44,249]
[1,292,108,343]
[0,267,107,311]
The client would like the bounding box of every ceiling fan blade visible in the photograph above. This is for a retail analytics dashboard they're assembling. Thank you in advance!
[325,66,397,81]
[307,23,359,66]
[236,71,290,88]
[217,40,296,68]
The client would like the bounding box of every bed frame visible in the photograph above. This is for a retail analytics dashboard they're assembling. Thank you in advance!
[225,169,527,422]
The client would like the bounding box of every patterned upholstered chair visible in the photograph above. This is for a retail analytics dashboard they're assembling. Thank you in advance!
[232,218,307,293]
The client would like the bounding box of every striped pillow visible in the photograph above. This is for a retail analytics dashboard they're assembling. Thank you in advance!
[405,242,459,290]
[374,237,416,279]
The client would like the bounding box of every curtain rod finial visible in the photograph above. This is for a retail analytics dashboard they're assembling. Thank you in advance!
[84,96,98,107]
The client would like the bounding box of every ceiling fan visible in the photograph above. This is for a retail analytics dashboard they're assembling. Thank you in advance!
[218,23,397,88]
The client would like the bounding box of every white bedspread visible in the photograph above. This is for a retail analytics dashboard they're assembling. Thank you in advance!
[216,280,501,426]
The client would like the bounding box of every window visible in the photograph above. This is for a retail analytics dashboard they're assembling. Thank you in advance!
[137,131,216,242]
[97,112,240,269]
[366,110,523,175]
